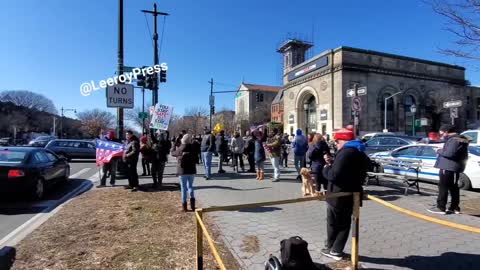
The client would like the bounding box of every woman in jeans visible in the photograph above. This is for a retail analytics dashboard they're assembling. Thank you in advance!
[171,134,198,212]
[254,130,266,180]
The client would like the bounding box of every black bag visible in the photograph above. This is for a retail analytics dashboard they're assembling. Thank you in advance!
[280,236,316,270]
[265,254,283,270]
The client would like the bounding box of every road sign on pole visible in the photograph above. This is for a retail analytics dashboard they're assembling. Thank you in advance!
[443,100,462,109]
[106,84,134,108]
[209,95,215,106]
[346,87,367,97]
[352,96,362,112]
[450,107,458,118]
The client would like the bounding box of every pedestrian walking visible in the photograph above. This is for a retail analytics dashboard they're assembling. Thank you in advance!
[217,130,228,173]
[140,135,152,176]
[171,134,198,212]
[230,132,245,172]
[428,124,469,215]
[201,128,216,180]
[243,130,256,173]
[321,127,370,261]
[151,131,171,188]
[123,130,140,192]
[280,133,290,168]
[292,129,308,180]
[307,133,330,192]
[254,130,266,180]
[266,128,282,182]
[97,130,120,188]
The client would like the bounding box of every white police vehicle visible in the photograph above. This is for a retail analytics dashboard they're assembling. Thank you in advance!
[370,143,480,190]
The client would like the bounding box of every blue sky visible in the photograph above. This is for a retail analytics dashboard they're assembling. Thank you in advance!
[0,0,478,119]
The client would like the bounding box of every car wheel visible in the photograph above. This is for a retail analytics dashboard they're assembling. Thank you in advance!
[458,173,472,191]
[33,178,45,200]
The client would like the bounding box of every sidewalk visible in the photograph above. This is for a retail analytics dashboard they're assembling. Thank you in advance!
[166,157,480,270]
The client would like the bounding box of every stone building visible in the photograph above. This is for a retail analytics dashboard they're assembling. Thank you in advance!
[277,39,480,136]
[235,83,281,130]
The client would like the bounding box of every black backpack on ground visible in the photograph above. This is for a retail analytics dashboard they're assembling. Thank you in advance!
[280,236,316,270]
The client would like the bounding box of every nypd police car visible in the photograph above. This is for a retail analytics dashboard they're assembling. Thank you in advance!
[369,143,480,190]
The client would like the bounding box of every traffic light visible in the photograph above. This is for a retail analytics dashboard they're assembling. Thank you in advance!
[210,106,215,114]
[256,93,259,102]
[145,73,158,90]
[137,74,146,87]
[159,69,167,83]
[415,119,421,127]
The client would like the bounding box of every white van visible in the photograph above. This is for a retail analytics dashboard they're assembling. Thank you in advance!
[461,130,479,146]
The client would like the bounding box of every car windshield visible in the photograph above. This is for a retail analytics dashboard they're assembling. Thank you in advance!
[0,150,27,163]
[469,146,480,156]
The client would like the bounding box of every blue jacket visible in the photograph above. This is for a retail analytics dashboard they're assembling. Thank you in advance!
[292,129,308,156]
[254,140,266,162]
[434,134,469,173]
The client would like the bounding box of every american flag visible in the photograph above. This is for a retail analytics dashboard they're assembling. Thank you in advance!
[95,139,125,166]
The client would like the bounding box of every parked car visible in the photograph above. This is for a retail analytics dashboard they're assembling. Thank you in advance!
[28,136,57,147]
[45,139,96,160]
[370,144,480,190]
[364,136,420,155]
[0,147,70,199]
[461,130,479,146]
[361,132,395,142]
[0,137,12,146]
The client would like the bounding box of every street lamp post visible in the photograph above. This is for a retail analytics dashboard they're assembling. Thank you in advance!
[303,102,309,134]
[410,104,417,136]
[384,92,402,132]
[60,107,77,139]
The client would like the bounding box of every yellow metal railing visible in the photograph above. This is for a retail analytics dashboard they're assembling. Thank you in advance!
[195,192,362,270]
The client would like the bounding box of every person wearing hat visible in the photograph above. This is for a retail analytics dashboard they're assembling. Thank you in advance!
[321,127,370,261]
[428,124,469,215]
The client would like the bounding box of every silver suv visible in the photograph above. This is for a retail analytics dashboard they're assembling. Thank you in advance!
[45,139,96,160]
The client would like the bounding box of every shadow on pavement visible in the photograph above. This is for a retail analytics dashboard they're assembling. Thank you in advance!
[195,185,271,191]
[0,246,15,270]
[139,183,180,192]
[238,206,282,213]
[360,252,480,270]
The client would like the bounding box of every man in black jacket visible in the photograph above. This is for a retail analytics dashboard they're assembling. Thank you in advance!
[428,124,469,215]
[201,129,216,180]
[217,130,229,173]
[321,128,370,261]
[124,130,140,192]
[151,131,171,189]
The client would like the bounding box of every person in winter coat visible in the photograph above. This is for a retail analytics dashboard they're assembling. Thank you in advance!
[171,134,198,212]
[217,130,229,173]
[124,130,140,192]
[307,133,331,192]
[280,134,290,168]
[201,129,216,180]
[140,135,152,176]
[230,132,245,172]
[292,129,308,180]
[98,130,121,188]
[321,128,370,261]
[266,128,282,182]
[243,130,256,173]
[254,130,266,180]
[428,124,470,215]
[150,131,171,188]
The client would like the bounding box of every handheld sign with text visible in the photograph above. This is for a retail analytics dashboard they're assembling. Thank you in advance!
[149,104,174,130]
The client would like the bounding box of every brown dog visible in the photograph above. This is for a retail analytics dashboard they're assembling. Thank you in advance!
[300,167,315,197]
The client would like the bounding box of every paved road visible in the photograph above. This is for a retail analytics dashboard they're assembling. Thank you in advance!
[0,160,99,245]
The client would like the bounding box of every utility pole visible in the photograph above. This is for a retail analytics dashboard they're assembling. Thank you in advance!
[142,4,169,107]
[142,86,145,135]
[209,78,214,130]
[60,107,76,139]
[117,0,124,139]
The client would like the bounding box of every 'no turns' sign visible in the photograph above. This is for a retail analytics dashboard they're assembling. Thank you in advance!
[106,84,134,108]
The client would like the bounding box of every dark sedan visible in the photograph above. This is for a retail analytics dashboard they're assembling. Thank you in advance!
[364,136,420,155]
[0,147,70,200]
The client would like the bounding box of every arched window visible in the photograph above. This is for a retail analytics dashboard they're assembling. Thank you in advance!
[382,93,395,130]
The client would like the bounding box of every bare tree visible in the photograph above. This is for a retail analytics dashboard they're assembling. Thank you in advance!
[0,90,58,114]
[427,0,480,60]
[77,109,115,138]
[168,114,184,137]
[184,106,208,135]
[125,104,152,133]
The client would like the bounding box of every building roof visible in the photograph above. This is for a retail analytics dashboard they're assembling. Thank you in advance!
[271,89,284,104]
[242,83,281,92]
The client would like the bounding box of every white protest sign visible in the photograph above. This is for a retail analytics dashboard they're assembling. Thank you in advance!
[149,104,174,130]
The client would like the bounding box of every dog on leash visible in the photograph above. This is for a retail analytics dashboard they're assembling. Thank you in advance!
[300,167,315,197]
